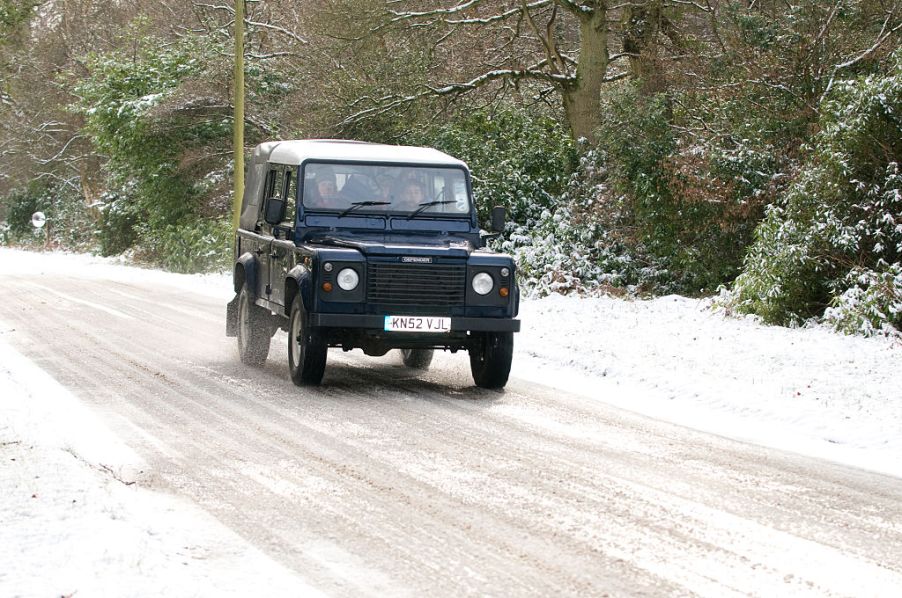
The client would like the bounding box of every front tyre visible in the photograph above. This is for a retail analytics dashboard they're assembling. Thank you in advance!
[237,285,271,366]
[469,332,513,389]
[401,348,434,370]
[288,295,327,386]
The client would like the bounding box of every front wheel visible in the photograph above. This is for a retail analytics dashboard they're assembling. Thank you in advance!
[288,295,327,386]
[401,348,434,370]
[237,285,271,366]
[469,332,513,389]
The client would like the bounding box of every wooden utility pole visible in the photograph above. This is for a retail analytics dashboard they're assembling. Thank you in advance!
[231,0,245,231]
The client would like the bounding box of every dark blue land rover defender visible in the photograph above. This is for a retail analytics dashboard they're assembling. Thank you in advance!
[226,140,520,388]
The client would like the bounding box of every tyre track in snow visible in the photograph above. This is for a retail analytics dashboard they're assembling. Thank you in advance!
[2,272,902,597]
[3,276,660,596]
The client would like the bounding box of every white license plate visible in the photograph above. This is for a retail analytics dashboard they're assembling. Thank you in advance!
[384,315,451,333]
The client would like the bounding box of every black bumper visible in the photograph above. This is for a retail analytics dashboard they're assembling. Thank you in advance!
[310,313,520,333]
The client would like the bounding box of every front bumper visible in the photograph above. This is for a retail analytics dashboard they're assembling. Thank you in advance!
[310,313,520,333]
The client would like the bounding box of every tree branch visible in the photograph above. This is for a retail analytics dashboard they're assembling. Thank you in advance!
[821,12,902,101]
[337,62,574,129]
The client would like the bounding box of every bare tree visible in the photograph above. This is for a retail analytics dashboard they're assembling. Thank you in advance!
[326,0,707,143]
[330,1,628,143]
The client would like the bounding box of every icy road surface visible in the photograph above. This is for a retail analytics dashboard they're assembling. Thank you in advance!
[2,249,902,596]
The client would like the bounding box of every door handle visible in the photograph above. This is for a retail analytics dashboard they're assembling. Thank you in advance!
[270,252,280,259]
[255,247,264,255]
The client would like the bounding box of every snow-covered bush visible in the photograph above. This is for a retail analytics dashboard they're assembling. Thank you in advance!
[97,186,140,256]
[74,35,221,227]
[597,84,773,294]
[72,31,238,271]
[133,218,231,274]
[501,150,670,297]
[824,264,902,337]
[730,51,902,334]
[0,182,97,250]
[505,206,604,296]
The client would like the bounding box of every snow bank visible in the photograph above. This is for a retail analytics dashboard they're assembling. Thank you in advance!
[0,248,232,300]
[514,293,902,478]
[0,332,320,597]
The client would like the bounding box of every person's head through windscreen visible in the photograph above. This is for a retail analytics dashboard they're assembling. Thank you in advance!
[398,180,426,211]
[306,166,340,208]
[316,177,338,204]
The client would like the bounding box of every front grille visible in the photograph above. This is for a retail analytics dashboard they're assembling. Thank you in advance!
[367,262,466,306]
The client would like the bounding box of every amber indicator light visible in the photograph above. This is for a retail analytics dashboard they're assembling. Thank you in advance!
[322,282,333,292]
[499,287,509,298]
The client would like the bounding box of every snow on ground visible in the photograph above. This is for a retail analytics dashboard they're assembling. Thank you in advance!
[0,343,322,597]
[0,250,320,597]
[513,294,902,479]
[1,248,901,594]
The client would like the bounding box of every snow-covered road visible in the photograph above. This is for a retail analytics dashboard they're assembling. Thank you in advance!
[2,248,901,596]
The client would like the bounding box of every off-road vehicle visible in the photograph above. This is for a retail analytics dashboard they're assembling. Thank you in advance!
[226,140,520,388]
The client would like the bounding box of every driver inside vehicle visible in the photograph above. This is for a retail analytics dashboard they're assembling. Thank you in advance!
[396,180,426,211]
[307,175,339,208]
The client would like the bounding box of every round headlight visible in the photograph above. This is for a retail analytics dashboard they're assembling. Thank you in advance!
[472,272,494,295]
[337,268,359,291]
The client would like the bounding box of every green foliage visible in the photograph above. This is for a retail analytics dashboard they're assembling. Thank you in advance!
[598,85,764,294]
[96,187,140,256]
[501,150,670,296]
[71,30,233,268]
[411,105,577,226]
[731,51,902,333]
[133,218,232,274]
[2,185,44,242]
[0,0,37,38]
[74,33,222,227]
[823,264,902,337]
[0,181,97,250]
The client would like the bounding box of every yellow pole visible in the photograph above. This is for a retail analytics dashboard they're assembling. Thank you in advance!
[231,0,245,232]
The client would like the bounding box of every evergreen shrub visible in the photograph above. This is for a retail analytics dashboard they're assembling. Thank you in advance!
[73,31,234,271]
[597,84,774,294]
[500,150,672,297]
[0,182,97,250]
[412,106,577,226]
[730,51,902,334]
[133,218,231,274]
[823,264,902,336]
[97,187,140,256]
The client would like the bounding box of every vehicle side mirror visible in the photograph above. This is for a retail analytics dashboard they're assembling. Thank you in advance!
[264,196,285,225]
[490,206,506,233]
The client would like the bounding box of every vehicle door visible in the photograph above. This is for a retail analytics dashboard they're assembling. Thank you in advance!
[269,167,297,308]
[254,165,282,301]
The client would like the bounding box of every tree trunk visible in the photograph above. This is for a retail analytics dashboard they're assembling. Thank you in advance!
[561,4,608,144]
[79,154,104,221]
[622,0,667,96]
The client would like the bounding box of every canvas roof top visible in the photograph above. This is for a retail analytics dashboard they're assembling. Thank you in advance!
[251,140,467,168]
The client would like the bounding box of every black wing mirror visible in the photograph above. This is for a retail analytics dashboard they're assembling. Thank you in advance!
[264,196,286,225]
[490,206,506,233]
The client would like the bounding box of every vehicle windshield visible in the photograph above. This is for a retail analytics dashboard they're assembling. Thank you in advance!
[301,162,472,217]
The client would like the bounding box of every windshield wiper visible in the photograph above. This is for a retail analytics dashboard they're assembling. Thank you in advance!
[406,200,455,220]
[338,201,390,218]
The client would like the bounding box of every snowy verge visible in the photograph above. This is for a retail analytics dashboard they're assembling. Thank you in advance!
[0,332,321,597]
[513,294,902,478]
[0,247,232,300]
